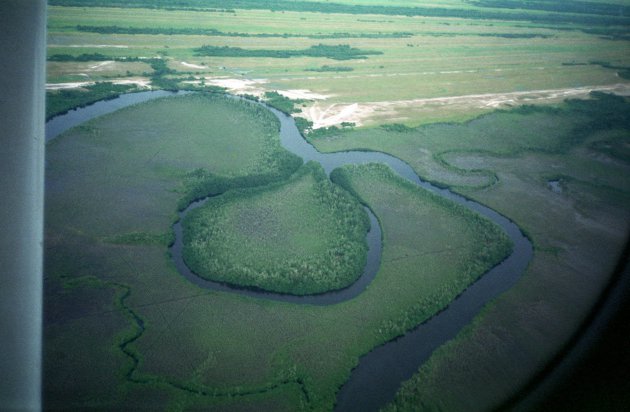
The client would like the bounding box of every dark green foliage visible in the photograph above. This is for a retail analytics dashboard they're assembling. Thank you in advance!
[147,58,175,77]
[48,53,145,64]
[380,123,414,133]
[49,0,630,25]
[263,91,303,114]
[471,0,630,18]
[476,32,551,39]
[138,58,183,90]
[77,25,226,36]
[301,124,355,140]
[238,94,261,104]
[294,116,345,139]
[590,60,630,80]
[294,117,313,135]
[310,32,413,39]
[331,162,513,336]
[46,82,136,120]
[309,126,341,139]
[581,27,630,41]
[48,53,112,62]
[420,31,552,39]
[590,137,630,162]
[183,162,370,295]
[305,65,354,72]
[178,150,302,210]
[75,25,412,39]
[566,92,630,132]
[194,44,382,60]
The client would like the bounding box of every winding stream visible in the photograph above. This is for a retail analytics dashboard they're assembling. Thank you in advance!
[46,91,533,411]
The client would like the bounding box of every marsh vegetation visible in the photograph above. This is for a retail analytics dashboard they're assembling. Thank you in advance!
[183,162,369,295]
[43,1,630,411]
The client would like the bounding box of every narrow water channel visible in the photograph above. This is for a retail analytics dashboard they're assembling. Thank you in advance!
[46,91,533,412]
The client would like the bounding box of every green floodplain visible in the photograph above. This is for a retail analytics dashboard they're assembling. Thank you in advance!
[45,93,512,410]
[44,1,630,411]
[45,91,630,411]
[183,162,370,295]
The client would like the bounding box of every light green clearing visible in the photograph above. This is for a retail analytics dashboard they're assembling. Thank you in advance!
[183,162,370,295]
[44,95,510,410]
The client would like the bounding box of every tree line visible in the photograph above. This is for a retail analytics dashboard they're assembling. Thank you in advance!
[49,0,630,26]
[194,44,382,60]
[75,25,412,39]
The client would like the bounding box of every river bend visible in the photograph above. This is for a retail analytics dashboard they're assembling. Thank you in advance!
[46,91,533,412]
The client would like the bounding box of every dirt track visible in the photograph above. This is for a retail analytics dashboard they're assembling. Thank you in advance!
[302,83,630,129]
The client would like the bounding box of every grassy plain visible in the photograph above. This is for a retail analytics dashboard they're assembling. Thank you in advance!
[44,93,510,410]
[47,3,630,125]
[183,162,370,295]
[45,93,300,239]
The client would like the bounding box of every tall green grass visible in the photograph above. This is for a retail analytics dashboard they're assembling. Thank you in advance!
[332,162,512,336]
[183,162,369,295]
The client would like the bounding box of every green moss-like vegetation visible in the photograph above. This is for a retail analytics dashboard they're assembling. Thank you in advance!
[183,162,370,295]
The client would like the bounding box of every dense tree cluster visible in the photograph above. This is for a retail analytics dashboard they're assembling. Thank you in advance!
[183,163,370,295]
[194,44,382,60]
[75,25,412,39]
[50,0,630,26]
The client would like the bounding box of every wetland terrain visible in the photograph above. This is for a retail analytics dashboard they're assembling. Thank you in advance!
[44,1,630,411]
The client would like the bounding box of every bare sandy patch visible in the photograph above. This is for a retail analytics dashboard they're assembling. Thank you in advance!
[304,103,374,129]
[181,62,206,69]
[276,89,330,100]
[46,77,151,90]
[51,44,130,48]
[112,78,152,88]
[203,77,268,96]
[300,83,630,129]
[46,82,95,90]
[89,61,114,71]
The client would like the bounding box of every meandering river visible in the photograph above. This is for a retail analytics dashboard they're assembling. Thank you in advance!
[46,91,533,412]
